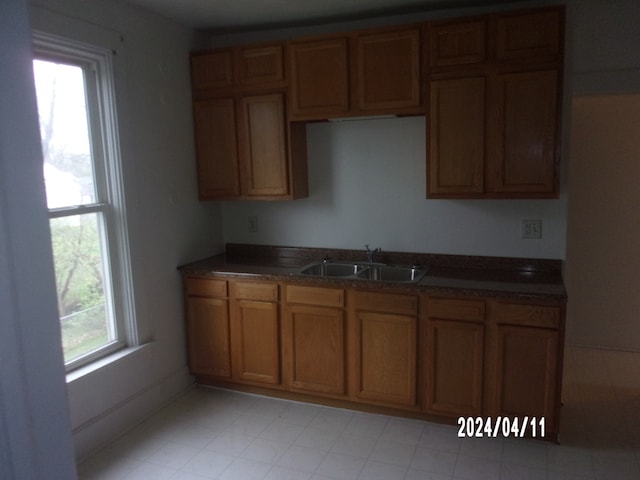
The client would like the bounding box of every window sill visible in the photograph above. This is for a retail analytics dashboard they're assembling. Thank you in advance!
[66,343,152,384]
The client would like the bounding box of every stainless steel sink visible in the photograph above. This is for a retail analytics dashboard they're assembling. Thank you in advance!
[299,262,367,277]
[299,261,426,283]
[357,265,426,283]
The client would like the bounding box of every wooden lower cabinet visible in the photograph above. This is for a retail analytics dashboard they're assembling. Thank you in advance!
[230,281,281,386]
[487,301,563,438]
[283,285,346,396]
[183,276,565,440]
[184,277,232,379]
[424,297,485,417]
[349,291,418,409]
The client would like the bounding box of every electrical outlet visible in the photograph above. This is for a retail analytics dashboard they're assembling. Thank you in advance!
[248,215,258,233]
[522,219,542,239]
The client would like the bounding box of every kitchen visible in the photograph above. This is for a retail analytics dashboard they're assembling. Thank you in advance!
[1,0,639,478]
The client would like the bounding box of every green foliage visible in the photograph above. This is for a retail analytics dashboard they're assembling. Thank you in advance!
[50,215,105,317]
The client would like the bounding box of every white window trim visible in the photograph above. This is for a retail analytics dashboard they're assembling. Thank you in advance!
[33,31,138,372]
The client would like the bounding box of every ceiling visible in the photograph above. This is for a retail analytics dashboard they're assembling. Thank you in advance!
[124,0,531,32]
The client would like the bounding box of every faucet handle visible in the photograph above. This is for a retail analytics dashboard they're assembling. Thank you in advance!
[365,245,381,262]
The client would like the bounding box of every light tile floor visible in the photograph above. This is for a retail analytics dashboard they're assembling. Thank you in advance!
[78,346,640,479]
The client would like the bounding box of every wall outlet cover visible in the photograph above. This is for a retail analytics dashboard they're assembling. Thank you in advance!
[522,219,542,239]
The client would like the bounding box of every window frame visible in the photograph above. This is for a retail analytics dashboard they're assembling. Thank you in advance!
[33,31,137,372]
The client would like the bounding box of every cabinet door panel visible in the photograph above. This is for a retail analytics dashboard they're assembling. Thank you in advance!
[289,38,350,118]
[238,45,284,86]
[232,299,280,385]
[492,325,558,431]
[426,319,484,416]
[429,20,486,67]
[193,98,240,198]
[240,93,289,196]
[284,305,346,395]
[187,297,231,378]
[496,10,562,60]
[428,77,485,195]
[487,70,558,194]
[356,29,420,111]
[191,51,234,90]
[356,312,417,407]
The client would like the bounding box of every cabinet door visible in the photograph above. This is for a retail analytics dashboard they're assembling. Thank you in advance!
[191,50,234,90]
[355,29,421,112]
[193,98,240,199]
[239,93,289,196]
[289,38,350,119]
[283,305,346,396]
[186,296,231,379]
[486,69,558,195]
[428,76,485,196]
[428,20,486,67]
[354,311,417,408]
[425,297,485,417]
[490,325,559,434]
[231,299,280,385]
[496,10,562,61]
[237,44,284,87]
[426,319,484,416]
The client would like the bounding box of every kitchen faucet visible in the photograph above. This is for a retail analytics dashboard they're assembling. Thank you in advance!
[365,245,381,263]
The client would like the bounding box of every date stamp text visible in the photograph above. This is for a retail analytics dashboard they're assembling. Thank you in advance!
[457,416,546,438]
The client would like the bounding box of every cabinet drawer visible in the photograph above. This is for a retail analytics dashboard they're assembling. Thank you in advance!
[427,297,485,322]
[493,302,560,329]
[286,285,344,308]
[234,281,278,302]
[186,277,227,298]
[353,291,418,316]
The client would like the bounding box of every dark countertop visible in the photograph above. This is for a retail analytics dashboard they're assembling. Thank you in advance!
[179,244,567,302]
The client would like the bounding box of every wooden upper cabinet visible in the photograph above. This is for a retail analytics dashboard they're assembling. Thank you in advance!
[426,6,563,199]
[239,93,289,196]
[194,93,307,200]
[354,28,421,113]
[289,37,350,119]
[428,76,485,196]
[496,9,562,61]
[487,69,559,194]
[289,27,422,119]
[193,98,240,199]
[192,43,285,94]
[191,50,234,90]
[237,44,285,87]
[428,20,486,67]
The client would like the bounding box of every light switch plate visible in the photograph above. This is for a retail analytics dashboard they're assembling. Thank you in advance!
[522,219,542,239]
[248,215,258,233]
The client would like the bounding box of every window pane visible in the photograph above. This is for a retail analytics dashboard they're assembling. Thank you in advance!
[33,59,96,208]
[50,213,115,362]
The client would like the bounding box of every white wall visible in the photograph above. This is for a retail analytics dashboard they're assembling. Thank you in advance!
[26,0,223,460]
[222,117,567,259]
[566,94,640,351]
[564,0,640,351]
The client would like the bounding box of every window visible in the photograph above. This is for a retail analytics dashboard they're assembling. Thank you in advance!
[32,33,136,371]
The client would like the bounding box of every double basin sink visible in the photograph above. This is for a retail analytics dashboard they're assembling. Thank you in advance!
[299,260,426,283]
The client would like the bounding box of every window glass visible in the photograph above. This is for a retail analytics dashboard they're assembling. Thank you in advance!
[33,59,96,208]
